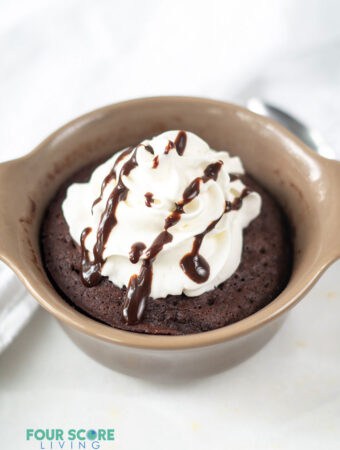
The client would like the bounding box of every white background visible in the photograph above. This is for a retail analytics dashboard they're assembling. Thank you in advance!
[1,1,340,449]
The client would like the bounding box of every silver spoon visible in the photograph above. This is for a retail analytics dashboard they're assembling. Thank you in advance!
[247,98,335,159]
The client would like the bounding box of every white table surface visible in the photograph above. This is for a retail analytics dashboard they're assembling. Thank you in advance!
[1,1,340,449]
[1,262,340,449]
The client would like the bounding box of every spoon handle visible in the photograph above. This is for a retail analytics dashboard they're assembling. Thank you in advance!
[247,98,336,159]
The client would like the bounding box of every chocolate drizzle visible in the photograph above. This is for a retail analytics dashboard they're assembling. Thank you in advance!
[165,160,223,230]
[80,227,103,286]
[180,187,251,283]
[180,220,218,284]
[123,231,173,324]
[203,161,223,181]
[164,131,187,156]
[129,242,146,264]
[181,178,201,205]
[91,147,133,211]
[152,155,159,169]
[225,187,251,212]
[144,192,154,207]
[144,144,154,155]
[164,140,175,154]
[229,173,241,182]
[174,131,187,155]
[80,147,139,287]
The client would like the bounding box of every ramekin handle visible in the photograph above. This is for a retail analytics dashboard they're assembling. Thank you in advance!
[323,158,340,262]
[0,158,25,265]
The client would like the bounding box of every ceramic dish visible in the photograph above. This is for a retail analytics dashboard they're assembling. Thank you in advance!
[0,97,339,380]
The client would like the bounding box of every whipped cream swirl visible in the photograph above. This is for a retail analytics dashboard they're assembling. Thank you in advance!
[62,131,261,323]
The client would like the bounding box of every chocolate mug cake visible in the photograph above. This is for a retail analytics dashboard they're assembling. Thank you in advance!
[41,130,292,335]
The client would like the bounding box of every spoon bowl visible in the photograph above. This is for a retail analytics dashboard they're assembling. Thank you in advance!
[247,97,336,159]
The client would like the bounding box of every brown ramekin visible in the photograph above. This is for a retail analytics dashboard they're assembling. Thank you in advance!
[0,97,339,380]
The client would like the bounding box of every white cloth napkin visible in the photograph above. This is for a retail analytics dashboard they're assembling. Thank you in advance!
[0,0,339,353]
[0,266,37,353]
